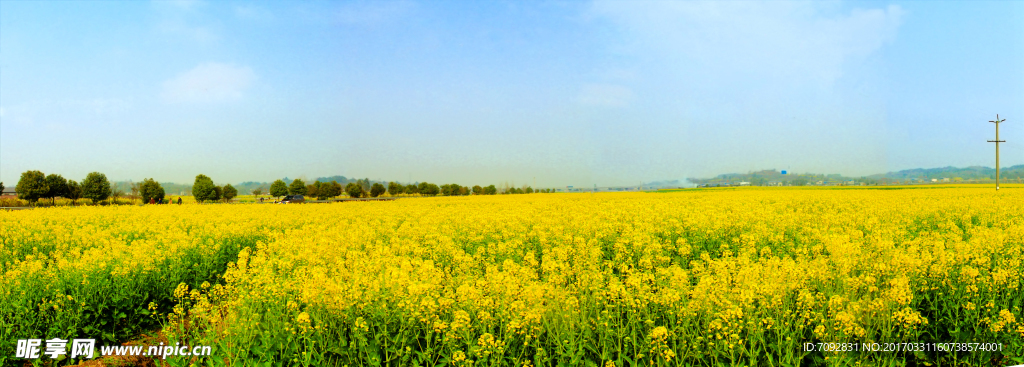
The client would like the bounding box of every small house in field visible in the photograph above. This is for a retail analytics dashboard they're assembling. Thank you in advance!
[1,187,17,198]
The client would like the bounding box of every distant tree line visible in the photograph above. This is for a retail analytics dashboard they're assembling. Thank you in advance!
[13,170,113,205]
[191,174,239,203]
[11,170,245,206]
[9,169,559,207]
[257,178,556,200]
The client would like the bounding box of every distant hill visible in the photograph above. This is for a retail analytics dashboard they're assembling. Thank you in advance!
[688,169,845,186]
[689,165,1024,186]
[869,165,1024,181]
[642,180,686,189]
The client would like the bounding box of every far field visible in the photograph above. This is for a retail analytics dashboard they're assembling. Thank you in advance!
[2,186,1022,366]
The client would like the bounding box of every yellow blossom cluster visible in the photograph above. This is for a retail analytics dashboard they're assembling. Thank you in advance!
[3,185,1023,366]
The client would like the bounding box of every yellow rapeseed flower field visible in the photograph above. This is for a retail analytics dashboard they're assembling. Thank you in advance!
[2,186,1023,366]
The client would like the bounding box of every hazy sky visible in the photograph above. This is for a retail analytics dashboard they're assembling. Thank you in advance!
[2,1,1022,187]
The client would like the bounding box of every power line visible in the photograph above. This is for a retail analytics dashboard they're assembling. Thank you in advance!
[987,114,1006,190]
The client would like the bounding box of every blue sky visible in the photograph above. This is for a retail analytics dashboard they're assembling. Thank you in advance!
[1,0,1022,187]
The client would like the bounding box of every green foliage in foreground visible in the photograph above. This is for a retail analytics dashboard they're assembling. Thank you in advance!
[0,209,266,367]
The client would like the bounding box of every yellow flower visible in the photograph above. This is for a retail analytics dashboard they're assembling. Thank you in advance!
[5,188,1024,366]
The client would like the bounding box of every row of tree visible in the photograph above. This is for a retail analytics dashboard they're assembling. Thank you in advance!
[191,174,238,203]
[8,170,558,206]
[12,170,175,205]
[253,178,552,200]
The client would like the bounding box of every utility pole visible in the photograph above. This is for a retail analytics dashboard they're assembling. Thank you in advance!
[988,114,1006,190]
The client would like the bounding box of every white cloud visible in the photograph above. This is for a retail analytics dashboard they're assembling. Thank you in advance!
[161,63,256,104]
[577,84,634,107]
[591,1,904,87]
[153,0,219,43]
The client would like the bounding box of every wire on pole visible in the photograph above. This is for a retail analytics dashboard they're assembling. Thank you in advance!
[987,114,1006,190]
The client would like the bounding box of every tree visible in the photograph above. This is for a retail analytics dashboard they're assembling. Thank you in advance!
[321,181,340,199]
[792,177,809,186]
[446,184,464,196]
[306,182,320,200]
[306,184,319,199]
[388,182,403,196]
[289,179,307,195]
[16,170,48,204]
[358,178,370,192]
[314,181,326,198]
[252,187,263,197]
[370,182,386,197]
[140,178,166,204]
[331,181,343,198]
[346,182,363,198]
[311,181,331,200]
[66,180,82,205]
[484,185,497,195]
[222,184,238,202]
[111,187,124,204]
[81,172,112,204]
[472,185,482,195]
[0,182,4,194]
[441,184,460,196]
[270,179,289,198]
[525,186,534,194]
[129,181,140,204]
[406,184,419,195]
[44,174,69,205]
[192,174,217,203]
[458,186,469,196]
[422,183,440,196]
[211,186,222,202]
